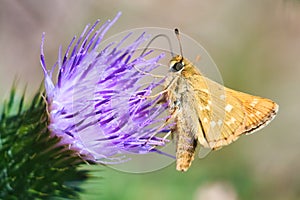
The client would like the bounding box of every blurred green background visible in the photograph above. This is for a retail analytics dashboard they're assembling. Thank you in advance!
[1,0,299,199]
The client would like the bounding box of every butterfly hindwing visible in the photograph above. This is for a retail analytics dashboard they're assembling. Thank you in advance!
[189,76,246,149]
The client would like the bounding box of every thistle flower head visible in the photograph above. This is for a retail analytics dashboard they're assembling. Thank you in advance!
[40,13,172,165]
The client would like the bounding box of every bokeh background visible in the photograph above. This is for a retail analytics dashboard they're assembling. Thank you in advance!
[1,0,299,199]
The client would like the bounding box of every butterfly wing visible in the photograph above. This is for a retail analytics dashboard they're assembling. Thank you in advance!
[228,88,279,135]
[188,75,278,150]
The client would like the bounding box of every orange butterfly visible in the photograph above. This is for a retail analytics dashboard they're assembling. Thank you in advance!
[163,29,278,171]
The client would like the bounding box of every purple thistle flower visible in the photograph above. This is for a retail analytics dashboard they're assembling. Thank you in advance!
[40,12,173,165]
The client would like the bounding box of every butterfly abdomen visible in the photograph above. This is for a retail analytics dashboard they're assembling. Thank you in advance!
[174,124,198,172]
[170,80,202,172]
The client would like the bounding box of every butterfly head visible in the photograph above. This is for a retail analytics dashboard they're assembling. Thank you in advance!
[169,55,186,72]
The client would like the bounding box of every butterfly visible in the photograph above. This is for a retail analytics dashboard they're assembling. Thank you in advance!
[163,29,279,172]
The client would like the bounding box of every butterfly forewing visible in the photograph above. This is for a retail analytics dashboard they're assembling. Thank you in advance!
[227,89,279,135]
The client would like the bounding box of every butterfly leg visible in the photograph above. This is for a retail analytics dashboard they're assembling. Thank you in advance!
[133,64,165,78]
[137,76,179,99]
[144,106,178,150]
[137,89,168,99]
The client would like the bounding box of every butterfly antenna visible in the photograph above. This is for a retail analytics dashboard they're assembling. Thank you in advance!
[174,28,184,59]
[140,34,174,57]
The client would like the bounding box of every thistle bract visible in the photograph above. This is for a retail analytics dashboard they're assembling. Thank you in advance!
[40,13,172,165]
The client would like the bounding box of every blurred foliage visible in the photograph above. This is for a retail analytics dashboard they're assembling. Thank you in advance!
[0,88,88,199]
[80,152,256,200]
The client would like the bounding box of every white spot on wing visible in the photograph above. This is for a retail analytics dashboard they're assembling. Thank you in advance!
[217,119,223,126]
[256,111,262,116]
[226,117,237,125]
[210,121,216,128]
[225,104,233,112]
[205,105,210,110]
[220,94,225,100]
[230,117,236,123]
[250,98,259,107]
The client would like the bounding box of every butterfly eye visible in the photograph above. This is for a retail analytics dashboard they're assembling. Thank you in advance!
[171,61,184,72]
